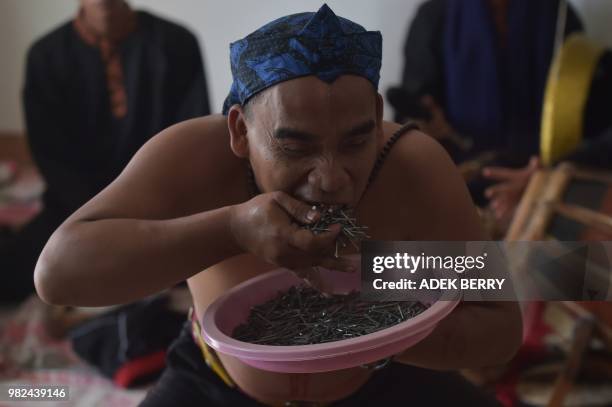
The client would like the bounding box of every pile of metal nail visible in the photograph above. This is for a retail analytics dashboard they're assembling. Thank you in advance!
[232,285,427,346]
[304,204,371,256]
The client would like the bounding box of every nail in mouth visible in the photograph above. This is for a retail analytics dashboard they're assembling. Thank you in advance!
[303,204,370,251]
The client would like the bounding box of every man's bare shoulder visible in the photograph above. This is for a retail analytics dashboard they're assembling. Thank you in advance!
[71,115,247,221]
[375,121,487,240]
[135,114,235,168]
[379,121,455,186]
[124,114,245,197]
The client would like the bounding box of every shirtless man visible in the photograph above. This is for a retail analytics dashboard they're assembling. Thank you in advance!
[34,5,521,406]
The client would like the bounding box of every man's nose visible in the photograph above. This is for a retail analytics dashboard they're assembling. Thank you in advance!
[308,158,350,194]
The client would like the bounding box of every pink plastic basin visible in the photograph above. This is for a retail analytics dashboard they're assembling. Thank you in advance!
[201,257,460,373]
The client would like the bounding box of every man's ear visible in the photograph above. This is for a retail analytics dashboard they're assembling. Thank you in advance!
[227,105,249,158]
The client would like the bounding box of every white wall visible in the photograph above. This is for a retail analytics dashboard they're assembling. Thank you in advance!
[1,0,611,132]
[569,0,612,46]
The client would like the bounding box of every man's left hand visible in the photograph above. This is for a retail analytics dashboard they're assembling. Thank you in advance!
[482,156,540,224]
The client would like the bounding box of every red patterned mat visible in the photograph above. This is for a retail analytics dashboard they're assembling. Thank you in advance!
[0,296,148,406]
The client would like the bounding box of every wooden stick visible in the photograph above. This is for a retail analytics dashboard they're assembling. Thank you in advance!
[555,202,612,236]
[522,163,573,240]
[548,315,595,407]
[558,301,612,350]
[572,166,612,186]
[506,170,549,241]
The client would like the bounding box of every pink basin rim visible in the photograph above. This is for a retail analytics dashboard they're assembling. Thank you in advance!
[202,267,461,367]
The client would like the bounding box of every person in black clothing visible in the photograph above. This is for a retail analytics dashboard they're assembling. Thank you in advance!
[387,0,584,209]
[1,0,210,303]
[389,0,583,159]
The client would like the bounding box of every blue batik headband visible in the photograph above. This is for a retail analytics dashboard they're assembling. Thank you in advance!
[222,4,382,115]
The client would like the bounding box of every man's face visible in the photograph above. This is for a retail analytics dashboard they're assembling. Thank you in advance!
[241,75,383,208]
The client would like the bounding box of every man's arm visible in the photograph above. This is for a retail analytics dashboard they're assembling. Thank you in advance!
[394,301,522,370]
[389,129,522,369]
[34,115,348,307]
[34,117,243,306]
[23,44,97,212]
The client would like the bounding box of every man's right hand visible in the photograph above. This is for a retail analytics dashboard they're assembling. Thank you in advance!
[228,191,355,273]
